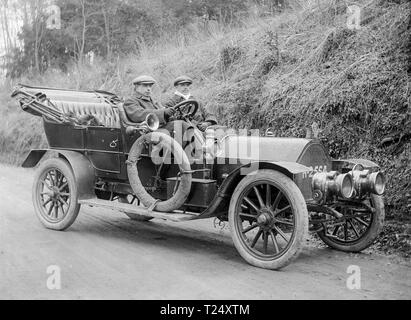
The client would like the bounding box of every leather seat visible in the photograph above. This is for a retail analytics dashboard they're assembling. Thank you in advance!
[52,100,121,128]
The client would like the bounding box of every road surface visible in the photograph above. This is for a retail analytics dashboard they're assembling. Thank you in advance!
[0,164,410,299]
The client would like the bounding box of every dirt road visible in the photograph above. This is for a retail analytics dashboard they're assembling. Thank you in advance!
[0,164,409,300]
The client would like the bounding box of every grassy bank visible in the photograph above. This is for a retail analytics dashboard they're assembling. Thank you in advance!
[0,0,409,224]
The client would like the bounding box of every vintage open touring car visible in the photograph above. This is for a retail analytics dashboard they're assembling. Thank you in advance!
[11,84,386,270]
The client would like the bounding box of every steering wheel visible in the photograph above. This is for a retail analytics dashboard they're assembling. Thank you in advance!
[170,99,199,120]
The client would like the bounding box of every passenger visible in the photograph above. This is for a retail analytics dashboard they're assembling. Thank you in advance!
[124,75,175,125]
[163,75,218,132]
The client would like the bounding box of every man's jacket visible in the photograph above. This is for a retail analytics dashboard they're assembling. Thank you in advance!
[123,94,166,124]
[163,93,217,125]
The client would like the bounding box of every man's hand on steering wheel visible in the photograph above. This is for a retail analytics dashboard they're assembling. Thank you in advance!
[169,99,199,121]
[164,108,176,121]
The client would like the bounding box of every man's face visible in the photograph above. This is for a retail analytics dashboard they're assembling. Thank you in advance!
[134,83,153,97]
[175,83,191,95]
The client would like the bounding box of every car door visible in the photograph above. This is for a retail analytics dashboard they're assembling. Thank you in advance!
[85,126,122,176]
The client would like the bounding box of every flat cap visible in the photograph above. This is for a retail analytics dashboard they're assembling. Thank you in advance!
[174,75,193,86]
[132,75,156,85]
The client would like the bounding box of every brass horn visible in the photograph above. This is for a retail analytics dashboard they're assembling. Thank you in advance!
[144,113,160,131]
[126,113,159,135]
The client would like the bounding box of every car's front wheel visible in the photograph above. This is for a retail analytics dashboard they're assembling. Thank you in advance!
[228,169,308,270]
[32,158,81,230]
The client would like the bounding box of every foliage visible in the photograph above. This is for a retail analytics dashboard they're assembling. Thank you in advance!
[6,22,74,77]
[2,0,259,77]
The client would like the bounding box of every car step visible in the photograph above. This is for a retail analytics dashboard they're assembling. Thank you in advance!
[78,198,200,222]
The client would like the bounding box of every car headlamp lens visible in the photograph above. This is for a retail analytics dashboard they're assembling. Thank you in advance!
[370,172,385,195]
[336,173,354,199]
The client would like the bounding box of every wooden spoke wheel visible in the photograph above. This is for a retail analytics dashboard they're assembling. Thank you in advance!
[32,158,80,230]
[316,195,385,252]
[118,195,153,222]
[229,170,308,270]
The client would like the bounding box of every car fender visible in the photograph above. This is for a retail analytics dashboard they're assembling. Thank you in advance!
[22,149,95,200]
[195,161,312,220]
[218,161,311,198]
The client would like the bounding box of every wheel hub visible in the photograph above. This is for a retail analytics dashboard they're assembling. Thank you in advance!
[50,186,60,200]
[257,210,274,229]
[257,214,268,225]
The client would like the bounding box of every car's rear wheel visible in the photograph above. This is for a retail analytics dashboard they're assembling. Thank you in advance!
[316,195,385,252]
[228,170,308,270]
[32,158,80,230]
[118,195,153,222]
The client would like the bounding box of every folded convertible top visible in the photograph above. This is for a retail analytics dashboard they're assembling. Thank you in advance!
[11,83,122,124]
[13,83,122,105]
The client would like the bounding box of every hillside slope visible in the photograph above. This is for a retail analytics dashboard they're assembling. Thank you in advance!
[0,0,409,222]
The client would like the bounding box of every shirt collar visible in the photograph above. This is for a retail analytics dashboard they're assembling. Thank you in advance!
[175,91,191,100]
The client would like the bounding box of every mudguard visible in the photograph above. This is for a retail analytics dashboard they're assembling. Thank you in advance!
[219,161,311,194]
[195,161,312,220]
[22,149,95,200]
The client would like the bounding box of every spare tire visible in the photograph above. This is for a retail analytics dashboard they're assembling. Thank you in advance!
[127,131,192,212]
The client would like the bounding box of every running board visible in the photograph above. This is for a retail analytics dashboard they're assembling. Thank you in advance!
[78,198,200,222]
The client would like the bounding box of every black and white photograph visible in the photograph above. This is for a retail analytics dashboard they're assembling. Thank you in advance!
[0,0,410,304]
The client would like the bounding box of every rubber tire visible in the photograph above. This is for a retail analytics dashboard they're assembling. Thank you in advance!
[317,195,385,252]
[32,158,81,231]
[118,196,153,222]
[228,170,309,270]
[127,131,192,212]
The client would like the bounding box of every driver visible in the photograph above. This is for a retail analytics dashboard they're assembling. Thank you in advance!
[124,75,175,124]
[163,75,217,131]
